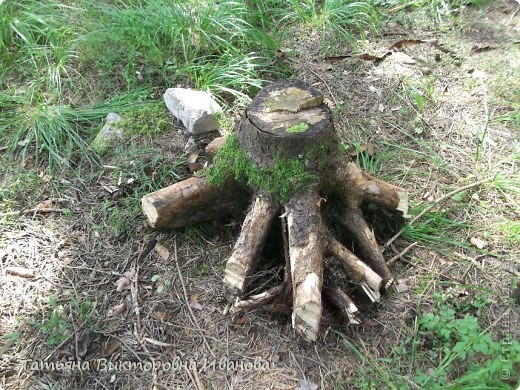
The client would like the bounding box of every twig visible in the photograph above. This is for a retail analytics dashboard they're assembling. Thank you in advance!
[192,363,205,390]
[307,67,338,107]
[173,237,214,357]
[387,242,418,265]
[384,175,496,249]
[137,233,159,262]
[0,208,68,217]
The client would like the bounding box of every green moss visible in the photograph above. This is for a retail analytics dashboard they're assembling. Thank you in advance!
[117,103,171,136]
[206,134,318,202]
[286,122,309,133]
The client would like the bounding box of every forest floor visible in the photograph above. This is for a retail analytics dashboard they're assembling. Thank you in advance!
[1,1,519,389]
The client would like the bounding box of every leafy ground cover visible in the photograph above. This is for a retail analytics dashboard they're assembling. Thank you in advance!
[1,0,519,388]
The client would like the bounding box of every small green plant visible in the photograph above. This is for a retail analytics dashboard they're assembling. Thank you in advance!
[32,296,71,346]
[152,274,171,294]
[197,264,209,277]
[115,102,172,137]
[341,292,519,389]
[1,332,21,345]
[417,293,519,387]
[31,296,95,346]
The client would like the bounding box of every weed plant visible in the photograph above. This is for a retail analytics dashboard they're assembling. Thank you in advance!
[342,291,519,389]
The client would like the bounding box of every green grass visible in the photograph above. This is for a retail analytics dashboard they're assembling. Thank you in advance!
[255,0,378,53]
[1,0,380,172]
[0,88,153,172]
[95,147,186,237]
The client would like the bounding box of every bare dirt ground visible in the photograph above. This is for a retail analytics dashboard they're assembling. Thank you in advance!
[1,1,519,389]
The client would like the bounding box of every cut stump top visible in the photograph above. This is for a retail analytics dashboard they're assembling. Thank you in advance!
[246,79,330,138]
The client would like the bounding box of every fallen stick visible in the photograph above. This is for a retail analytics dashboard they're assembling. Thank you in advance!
[0,208,68,217]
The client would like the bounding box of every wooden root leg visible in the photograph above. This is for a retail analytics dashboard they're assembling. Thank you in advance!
[141,176,247,229]
[326,236,382,302]
[286,189,324,342]
[323,268,361,325]
[230,285,283,316]
[341,208,394,291]
[223,193,280,296]
[339,161,409,217]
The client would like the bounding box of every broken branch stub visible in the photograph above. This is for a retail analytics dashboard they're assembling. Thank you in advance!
[141,79,408,342]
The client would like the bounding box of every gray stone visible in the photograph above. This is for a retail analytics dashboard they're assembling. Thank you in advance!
[91,113,124,154]
[163,88,221,135]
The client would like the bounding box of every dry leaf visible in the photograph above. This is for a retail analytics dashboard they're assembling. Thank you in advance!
[323,97,334,109]
[189,294,203,310]
[347,142,376,157]
[34,199,53,210]
[187,150,205,172]
[396,280,409,293]
[107,303,126,317]
[366,142,376,156]
[322,55,350,63]
[470,237,486,250]
[187,150,200,164]
[153,311,168,321]
[59,348,74,357]
[389,38,451,54]
[154,242,170,260]
[322,52,390,64]
[471,45,494,54]
[115,268,135,292]
[188,162,205,173]
[76,330,90,358]
[297,378,318,390]
[102,339,121,357]
[353,52,389,62]
[233,316,251,325]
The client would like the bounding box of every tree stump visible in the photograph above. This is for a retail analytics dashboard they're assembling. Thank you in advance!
[142,79,408,342]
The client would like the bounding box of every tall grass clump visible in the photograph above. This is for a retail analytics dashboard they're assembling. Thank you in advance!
[0,89,153,172]
[0,1,83,93]
[258,0,379,50]
[79,0,279,99]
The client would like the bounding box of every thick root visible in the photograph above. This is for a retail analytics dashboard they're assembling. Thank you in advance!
[229,285,283,316]
[142,176,246,229]
[326,236,382,302]
[341,208,394,290]
[323,285,361,325]
[286,189,324,342]
[223,193,280,295]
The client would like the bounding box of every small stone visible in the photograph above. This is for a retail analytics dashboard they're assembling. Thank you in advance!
[91,113,124,154]
[163,88,222,135]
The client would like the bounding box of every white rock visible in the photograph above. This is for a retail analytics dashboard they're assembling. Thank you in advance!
[163,88,222,134]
